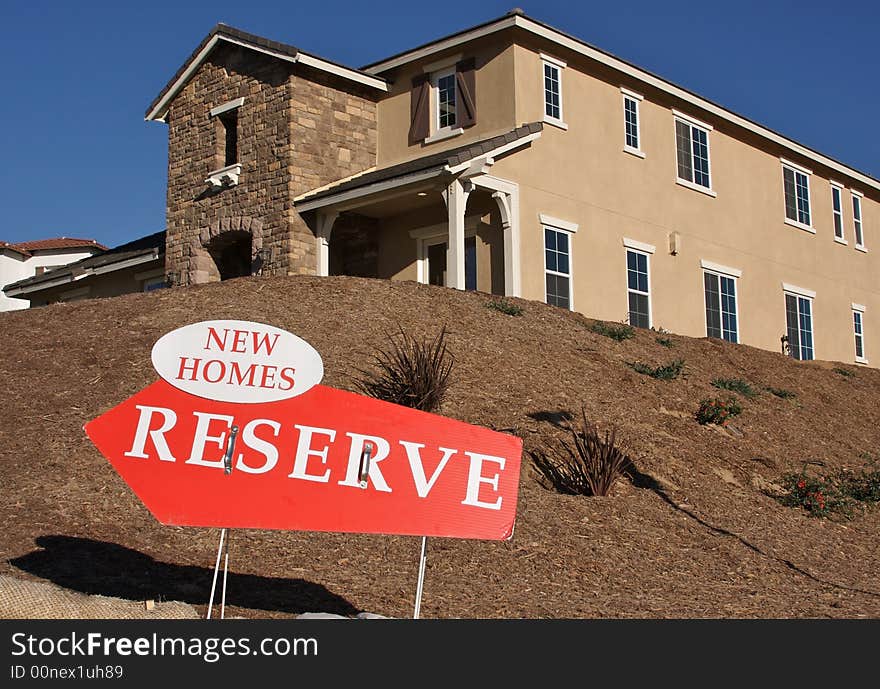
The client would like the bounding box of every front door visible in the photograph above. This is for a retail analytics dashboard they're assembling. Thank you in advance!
[426,237,477,290]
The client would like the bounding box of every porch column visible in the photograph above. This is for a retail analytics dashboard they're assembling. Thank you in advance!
[315,211,338,277]
[491,189,521,297]
[442,179,470,290]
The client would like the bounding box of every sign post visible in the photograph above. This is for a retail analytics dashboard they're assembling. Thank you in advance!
[85,320,523,617]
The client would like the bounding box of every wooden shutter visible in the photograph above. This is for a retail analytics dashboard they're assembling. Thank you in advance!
[409,74,431,144]
[455,58,476,128]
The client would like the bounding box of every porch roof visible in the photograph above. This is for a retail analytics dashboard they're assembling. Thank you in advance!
[294,122,542,212]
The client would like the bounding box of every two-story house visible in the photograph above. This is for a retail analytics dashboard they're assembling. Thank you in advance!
[145,9,878,367]
[0,237,106,311]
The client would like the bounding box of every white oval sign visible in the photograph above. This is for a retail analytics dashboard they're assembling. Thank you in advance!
[151,320,323,403]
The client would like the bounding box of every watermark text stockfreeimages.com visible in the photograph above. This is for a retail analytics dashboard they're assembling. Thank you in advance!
[10,631,317,665]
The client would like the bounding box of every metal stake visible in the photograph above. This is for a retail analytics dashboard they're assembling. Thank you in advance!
[206,425,238,620]
[413,536,428,619]
[207,528,226,620]
[220,530,230,619]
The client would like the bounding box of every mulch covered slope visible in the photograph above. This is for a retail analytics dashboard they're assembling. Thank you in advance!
[1,275,878,619]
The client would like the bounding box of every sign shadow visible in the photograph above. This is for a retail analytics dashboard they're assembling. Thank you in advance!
[9,535,359,617]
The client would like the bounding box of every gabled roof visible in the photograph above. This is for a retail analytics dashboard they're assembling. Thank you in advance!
[4,231,165,297]
[145,23,388,122]
[0,237,106,259]
[362,10,880,193]
[295,122,543,211]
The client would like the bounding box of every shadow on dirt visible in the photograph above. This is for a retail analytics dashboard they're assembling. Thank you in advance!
[626,467,880,598]
[9,535,359,616]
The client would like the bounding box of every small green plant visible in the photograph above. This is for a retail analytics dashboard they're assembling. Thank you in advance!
[629,359,684,380]
[711,377,757,398]
[833,367,856,378]
[773,459,880,519]
[354,326,453,413]
[655,336,674,348]
[590,321,635,341]
[485,298,523,316]
[695,397,742,426]
[836,465,880,503]
[765,386,796,400]
[529,409,633,497]
[777,472,841,518]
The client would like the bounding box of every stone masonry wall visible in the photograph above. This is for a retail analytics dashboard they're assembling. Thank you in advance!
[164,44,377,284]
[286,68,377,274]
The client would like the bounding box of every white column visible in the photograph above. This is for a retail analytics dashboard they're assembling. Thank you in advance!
[442,179,469,290]
[315,211,338,277]
[492,189,521,297]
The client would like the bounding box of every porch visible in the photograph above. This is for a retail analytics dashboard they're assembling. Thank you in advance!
[295,123,542,296]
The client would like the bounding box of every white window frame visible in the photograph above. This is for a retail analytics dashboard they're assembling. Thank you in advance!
[621,87,644,158]
[830,183,846,244]
[701,261,741,344]
[541,53,567,130]
[852,303,867,364]
[430,67,460,137]
[852,190,866,251]
[673,110,715,197]
[783,283,816,361]
[543,220,576,310]
[781,159,814,233]
[623,238,654,329]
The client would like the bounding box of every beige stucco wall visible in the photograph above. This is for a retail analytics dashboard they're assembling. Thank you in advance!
[481,38,880,367]
[375,33,518,166]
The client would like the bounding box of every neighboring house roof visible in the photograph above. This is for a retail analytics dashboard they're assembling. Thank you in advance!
[4,231,165,297]
[296,122,543,211]
[145,23,388,122]
[360,9,880,193]
[0,242,30,258]
[0,237,106,259]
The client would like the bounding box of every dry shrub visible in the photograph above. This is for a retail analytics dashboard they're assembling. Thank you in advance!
[354,326,453,413]
[529,410,633,496]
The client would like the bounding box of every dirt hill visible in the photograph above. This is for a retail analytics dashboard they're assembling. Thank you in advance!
[1,275,878,619]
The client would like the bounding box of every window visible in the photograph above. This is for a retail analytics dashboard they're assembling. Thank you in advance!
[434,69,457,131]
[784,290,814,361]
[704,269,739,343]
[541,54,566,128]
[208,97,244,186]
[782,161,812,229]
[621,88,643,156]
[831,185,845,241]
[409,58,476,144]
[219,111,238,166]
[544,227,571,309]
[626,249,651,328]
[853,306,866,363]
[674,113,712,191]
[852,192,865,249]
[143,277,167,292]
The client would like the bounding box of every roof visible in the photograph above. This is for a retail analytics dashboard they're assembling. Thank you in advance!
[296,122,543,209]
[360,10,880,192]
[4,231,165,296]
[0,237,106,258]
[145,23,387,122]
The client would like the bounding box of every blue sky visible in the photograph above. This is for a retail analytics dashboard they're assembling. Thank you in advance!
[1,0,878,248]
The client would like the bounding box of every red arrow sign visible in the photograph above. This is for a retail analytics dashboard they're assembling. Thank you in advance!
[85,380,522,540]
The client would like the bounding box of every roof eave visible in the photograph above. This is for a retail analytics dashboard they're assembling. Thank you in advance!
[363,13,879,191]
[295,124,542,212]
[4,249,161,297]
[146,31,387,122]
